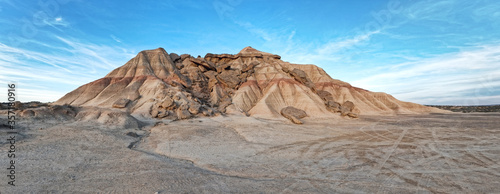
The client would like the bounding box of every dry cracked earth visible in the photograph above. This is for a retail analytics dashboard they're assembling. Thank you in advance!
[1,112,499,193]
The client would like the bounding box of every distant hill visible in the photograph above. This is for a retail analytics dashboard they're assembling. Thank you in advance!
[426,105,500,113]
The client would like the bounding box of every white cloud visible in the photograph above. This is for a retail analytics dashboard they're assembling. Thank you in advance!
[278,30,380,66]
[55,36,135,69]
[233,20,273,42]
[316,30,380,55]
[0,36,135,102]
[111,34,122,43]
[352,44,500,105]
[44,16,70,29]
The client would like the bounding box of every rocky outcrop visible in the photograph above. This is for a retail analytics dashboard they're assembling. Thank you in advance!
[288,68,316,91]
[280,106,308,124]
[54,46,447,121]
[340,101,358,118]
[112,99,130,108]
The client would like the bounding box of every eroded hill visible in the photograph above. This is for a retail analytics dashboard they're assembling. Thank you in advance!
[54,46,446,123]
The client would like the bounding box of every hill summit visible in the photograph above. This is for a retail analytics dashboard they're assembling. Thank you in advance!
[55,46,444,123]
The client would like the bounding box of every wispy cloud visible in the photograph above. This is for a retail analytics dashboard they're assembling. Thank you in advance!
[36,16,71,32]
[278,29,381,66]
[404,0,500,25]
[50,16,69,27]
[352,44,500,105]
[0,36,135,102]
[111,34,122,43]
[55,36,135,69]
[233,20,273,42]
[316,30,380,55]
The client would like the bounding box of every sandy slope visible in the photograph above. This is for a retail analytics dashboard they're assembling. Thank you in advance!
[1,112,499,193]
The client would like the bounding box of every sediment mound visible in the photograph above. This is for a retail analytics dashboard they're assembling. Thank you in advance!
[54,46,446,122]
[18,105,77,120]
[75,107,140,129]
[14,104,139,129]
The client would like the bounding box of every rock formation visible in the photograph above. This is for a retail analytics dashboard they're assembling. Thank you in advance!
[280,106,308,124]
[54,46,446,123]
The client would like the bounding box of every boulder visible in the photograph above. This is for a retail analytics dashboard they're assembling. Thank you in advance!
[282,66,290,73]
[180,54,191,61]
[280,106,307,124]
[157,110,169,118]
[176,104,192,120]
[217,98,232,113]
[188,102,201,114]
[217,70,240,89]
[289,69,315,90]
[112,98,130,108]
[169,53,180,62]
[161,97,175,110]
[340,101,355,116]
[201,105,215,116]
[317,90,334,102]
[347,112,358,118]
[325,101,341,112]
[151,106,160,118]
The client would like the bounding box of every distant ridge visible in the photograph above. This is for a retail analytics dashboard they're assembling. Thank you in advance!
[427,105,500,113]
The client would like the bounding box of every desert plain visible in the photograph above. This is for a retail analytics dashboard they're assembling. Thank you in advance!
[1,110,499,193]
[1,47,499,193]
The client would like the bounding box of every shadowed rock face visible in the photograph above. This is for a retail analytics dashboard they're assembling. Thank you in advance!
[54,46,446,121]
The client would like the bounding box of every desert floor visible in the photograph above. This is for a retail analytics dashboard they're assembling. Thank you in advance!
[1,113,499,193]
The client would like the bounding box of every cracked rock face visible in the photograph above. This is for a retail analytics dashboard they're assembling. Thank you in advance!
[54,46,447,121]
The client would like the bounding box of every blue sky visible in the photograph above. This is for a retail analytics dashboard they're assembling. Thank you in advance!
[1,0,499,105]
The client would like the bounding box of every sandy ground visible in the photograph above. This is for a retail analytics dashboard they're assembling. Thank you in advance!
[1,112,499,193]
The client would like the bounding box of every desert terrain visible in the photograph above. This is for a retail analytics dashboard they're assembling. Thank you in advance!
[1,110,499,193]
[2,47,499,193]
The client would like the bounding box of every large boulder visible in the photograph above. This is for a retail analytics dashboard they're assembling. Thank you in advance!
[188,102,201,114]
[169,53,181,62]
[151,106,160,118]
[326,101,341,113]
[280,106,307,124]
[317,90,334,102]
[340,101,357,118]
[176,104,192,120]
[289,69,315,90]
[160,97,175,110]
[112,98,130,108]
[217,70,240,89]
